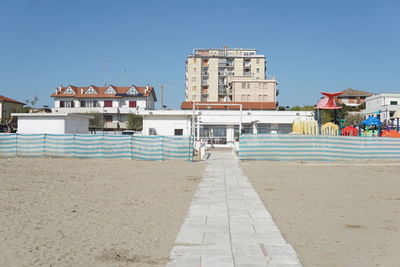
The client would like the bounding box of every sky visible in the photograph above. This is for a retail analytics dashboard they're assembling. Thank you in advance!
[1,0,399,109]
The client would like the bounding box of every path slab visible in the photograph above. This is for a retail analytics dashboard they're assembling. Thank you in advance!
[167,149,302,267]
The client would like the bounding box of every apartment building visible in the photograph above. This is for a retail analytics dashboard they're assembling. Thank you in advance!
[183,48,277,110]
[51,84,157,130]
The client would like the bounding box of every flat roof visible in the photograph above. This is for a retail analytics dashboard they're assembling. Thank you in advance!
[11,113,93,119]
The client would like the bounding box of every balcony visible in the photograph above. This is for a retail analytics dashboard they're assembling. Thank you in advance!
[201,80,209,86]
[52,107,142,114]
[218,63,234,68]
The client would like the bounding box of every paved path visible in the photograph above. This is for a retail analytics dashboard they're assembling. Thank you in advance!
[167,148,302,267]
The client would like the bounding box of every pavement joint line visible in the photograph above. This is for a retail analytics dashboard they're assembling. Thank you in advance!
[167,149,302,267]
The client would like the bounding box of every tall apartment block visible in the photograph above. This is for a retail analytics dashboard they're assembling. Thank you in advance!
[182,48,278,110]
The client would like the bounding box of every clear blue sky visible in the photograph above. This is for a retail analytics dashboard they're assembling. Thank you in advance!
[1,0,399,109]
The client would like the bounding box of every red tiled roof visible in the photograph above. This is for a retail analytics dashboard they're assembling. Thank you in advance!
[337,88,373,97]
[181,101,277,110]
[51,85,155,98]
[0,95,25,105]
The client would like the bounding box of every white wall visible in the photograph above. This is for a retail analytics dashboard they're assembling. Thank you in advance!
[143,115,190,136]
[17,116,90,134]
[18,117,66,134]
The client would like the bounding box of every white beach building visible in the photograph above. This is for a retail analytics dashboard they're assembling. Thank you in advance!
[12,113,92,134]
[141,109,313,146]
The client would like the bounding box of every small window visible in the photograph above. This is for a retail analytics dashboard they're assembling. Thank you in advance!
[241,83,246,89]
[174,129,183,136]
[80,101,86,107]
[129,100,137,108]
[192,77,196,82]
[59,101,64,107]
[192,86,196,91]
[256,68,260,73]
[85,87,97,94]
[390,101,398,105]
[256,58,260,64]
[246,83,250,89]
[193,67,197,72]
[104,100,112,107]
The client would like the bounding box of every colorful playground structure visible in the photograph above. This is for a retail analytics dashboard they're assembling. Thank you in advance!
[291,91,400,138]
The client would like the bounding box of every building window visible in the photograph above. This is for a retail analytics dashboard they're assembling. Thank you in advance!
[104,100,112,107]
[258,95,262,101]
[193,67,197,72]
[390,101,398,105]
[104,115,113,122]
[129,100,137,107]
[192,77,196,82]
[80,100,86,107]
[174,129,183,136]
[247,94,251,101]
[192,95,197,100]
[64,101,74,108]
[59,101,64,107]
[192,86,196,91]
[246,83,250,89]
[256,58,260,64]
[241,83,246,89]
[256,68,260,73]
[241,95,246,101]
[263,95,268,101]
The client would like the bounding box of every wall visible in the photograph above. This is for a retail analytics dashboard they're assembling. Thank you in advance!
[239,134,400,161]
[64,117,90,134]
[232,81,276,102]
[142,115,190,136]
[0,102,23,121]
[208,58,219,101]
[17,117,66,134]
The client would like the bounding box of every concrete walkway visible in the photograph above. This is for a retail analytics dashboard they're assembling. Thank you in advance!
[167,148,302,267]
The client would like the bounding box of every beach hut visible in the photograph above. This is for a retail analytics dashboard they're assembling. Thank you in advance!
[361,116,382,136]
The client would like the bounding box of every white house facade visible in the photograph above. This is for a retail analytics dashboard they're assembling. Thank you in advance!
[51,84,157,130]
[363,93,400,124]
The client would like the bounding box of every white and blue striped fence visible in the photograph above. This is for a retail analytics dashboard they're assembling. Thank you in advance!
[239,134,400,161]
[0,134,193,161]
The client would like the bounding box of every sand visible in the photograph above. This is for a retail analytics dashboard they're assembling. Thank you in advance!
[0,158,206,267]
[242,160,400,267]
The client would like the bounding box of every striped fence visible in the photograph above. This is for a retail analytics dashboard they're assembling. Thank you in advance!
[239,134,400,161]
[0,134,193,161]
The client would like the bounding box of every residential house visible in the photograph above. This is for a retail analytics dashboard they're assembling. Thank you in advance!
[335,88,373,106]
[0,95,25,123]
[51,85,157,130]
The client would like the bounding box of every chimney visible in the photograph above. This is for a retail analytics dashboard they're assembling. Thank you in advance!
[81,88,83,94]
[55,89,58,95]
[146,85,149,94]
[58,85,62,92]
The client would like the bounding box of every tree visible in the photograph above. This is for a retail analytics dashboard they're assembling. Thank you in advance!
[344,113,365,127]
[288,105,315,111]
[127,114,143,131]
[88,113,103,128]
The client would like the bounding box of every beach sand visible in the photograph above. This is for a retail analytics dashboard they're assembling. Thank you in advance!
[0,158,206,267]
[242,160,400,267]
